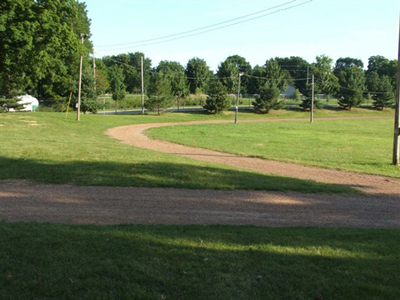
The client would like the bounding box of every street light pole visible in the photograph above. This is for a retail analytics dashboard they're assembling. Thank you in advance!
[235,73,243,124]
[310,74,314,123]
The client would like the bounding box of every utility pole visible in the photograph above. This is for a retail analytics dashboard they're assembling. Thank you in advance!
[310,75,314,123]
[93,50,96,93]
[77,33,86,121]
[235,73,243,124]
[141,56,145,114]
[393,16,400,165]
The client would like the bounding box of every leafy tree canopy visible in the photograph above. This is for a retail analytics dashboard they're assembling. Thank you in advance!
[156,61,189,99]
[0,0,92,99]
[275,56,310,94]
[311,55,339,95]
[185,57,213,94]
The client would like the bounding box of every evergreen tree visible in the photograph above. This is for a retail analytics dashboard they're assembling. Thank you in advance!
[203,81,229,114]
[300,83,321,110]
[337,66,365,110]
[372,76,395,110]
[253,82,283,113]
[0,98,24,112]
[366,71,380,94]
[145,73,172,115]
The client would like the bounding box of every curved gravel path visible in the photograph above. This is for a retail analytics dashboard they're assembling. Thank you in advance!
[1,116,399,228]
[106,117,400,196]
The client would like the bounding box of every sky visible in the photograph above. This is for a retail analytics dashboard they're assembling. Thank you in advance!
[84,0,400,72]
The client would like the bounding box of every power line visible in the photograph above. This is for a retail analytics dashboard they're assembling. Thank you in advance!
[244,74,308,81]
[97,0,297,48]
[96,0,313,53]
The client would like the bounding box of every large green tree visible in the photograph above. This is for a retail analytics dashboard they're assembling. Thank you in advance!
[185,58,213,94]
[248,59,289,95]
[217,55,251,94]
[333,57,364,77]
[275,56,310,94]
[109,65,126,112]
[157,61,189,110]
[311,55,339,96]
[0,0,92,99]
[102,52,151,94]
[366,55,397,89]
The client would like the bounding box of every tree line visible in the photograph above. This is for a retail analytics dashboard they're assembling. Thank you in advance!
[1,1,397,113]
[99,53,397,114]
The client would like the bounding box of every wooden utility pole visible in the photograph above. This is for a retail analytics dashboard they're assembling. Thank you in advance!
[141,55,145,114]
[393,17,400,165]
[310,75,314,123]
[235,73,243,124]
[93,51,96,93]
[76,33,86,121]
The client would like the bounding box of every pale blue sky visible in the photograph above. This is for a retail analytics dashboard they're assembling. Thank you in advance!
[85,0,399,71]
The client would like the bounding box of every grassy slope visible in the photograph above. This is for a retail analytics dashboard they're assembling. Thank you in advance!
[1,222,399,300]
[0,111,364,193]
[148,116,400,178]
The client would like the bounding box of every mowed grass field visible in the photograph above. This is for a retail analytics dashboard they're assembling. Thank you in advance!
[148,117,400,178]
[1,223,399,300]
[1,109,399,299]
[0,110,378,193]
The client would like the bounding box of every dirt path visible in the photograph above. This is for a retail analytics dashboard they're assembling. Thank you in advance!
[2,116,399,228]
[106,116,400,196]
[1,180,398,228]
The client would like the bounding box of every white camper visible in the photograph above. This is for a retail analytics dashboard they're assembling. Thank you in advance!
[16,95,39,111]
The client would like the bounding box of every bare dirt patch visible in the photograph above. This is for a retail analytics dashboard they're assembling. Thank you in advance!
[1,180,398,228]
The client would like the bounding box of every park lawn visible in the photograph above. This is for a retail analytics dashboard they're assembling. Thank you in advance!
[0,222,399,300]
[147,116,400,178]
[0,112,359,193]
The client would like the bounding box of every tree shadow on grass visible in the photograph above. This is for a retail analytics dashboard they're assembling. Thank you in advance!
[0,222,398,299]
[0,156,357,193]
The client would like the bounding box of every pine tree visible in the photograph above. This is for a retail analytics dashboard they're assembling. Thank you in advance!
[337,66,365,110]
[203,81,229,114]
[372,76,395,110]
[253,82,283,113]
[145,73,172,115]
[300,82,321,110]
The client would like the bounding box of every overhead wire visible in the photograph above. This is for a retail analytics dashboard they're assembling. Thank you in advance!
[96,0,313,53]
[96,0,297,48]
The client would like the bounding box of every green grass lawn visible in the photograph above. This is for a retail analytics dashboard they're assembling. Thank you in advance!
[1,222,399,300]
[1,111,399,299]
[148,116,400,178]
[0,111,371,193]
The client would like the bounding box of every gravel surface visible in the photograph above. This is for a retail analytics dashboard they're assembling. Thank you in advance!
[2,116,399,228]
[1,180,399,228]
